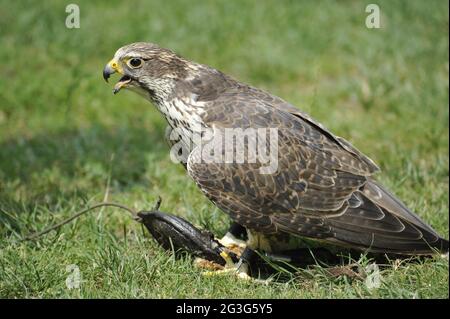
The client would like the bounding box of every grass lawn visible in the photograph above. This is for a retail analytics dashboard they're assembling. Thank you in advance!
[0,0,448,298]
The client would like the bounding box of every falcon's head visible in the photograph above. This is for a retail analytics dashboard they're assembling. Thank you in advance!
[103,42,190,101]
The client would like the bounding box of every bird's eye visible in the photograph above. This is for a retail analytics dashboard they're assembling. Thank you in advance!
[128,58,143,68]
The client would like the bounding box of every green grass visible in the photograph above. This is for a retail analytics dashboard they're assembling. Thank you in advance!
[0,0,448,298]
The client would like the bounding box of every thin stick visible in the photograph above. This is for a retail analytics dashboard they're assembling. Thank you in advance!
[23,203,138,241]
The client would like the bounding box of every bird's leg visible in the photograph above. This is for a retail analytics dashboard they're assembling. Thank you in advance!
[218,222,248,249]
[203,247,264,282]
[198,223,248,275]
[195,222,247,271]
[202,229,273,283]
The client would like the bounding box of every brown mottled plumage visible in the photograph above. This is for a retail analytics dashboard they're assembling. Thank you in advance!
[103,42,448,255]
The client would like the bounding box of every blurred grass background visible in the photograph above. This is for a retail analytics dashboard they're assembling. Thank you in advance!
[0,0,448,298]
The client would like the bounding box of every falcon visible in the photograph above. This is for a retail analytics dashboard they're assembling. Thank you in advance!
[103,42,448,271]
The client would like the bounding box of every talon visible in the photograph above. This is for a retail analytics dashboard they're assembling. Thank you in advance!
[219,232,247,249]
[202,252,249,278]
[201,247,270,283]
[220,251,236,268]
[194,257,224,271]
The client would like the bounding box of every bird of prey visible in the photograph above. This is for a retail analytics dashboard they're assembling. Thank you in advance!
[103,43,448,268]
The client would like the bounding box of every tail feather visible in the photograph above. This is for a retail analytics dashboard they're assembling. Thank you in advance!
[365,179,438,235]
[328,179,448,255]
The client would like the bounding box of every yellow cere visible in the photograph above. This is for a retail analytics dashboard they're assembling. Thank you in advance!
[108,59,124,74]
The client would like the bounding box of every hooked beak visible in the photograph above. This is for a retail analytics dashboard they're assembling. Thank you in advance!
[103,59,132,94]
[102,63,115,83]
